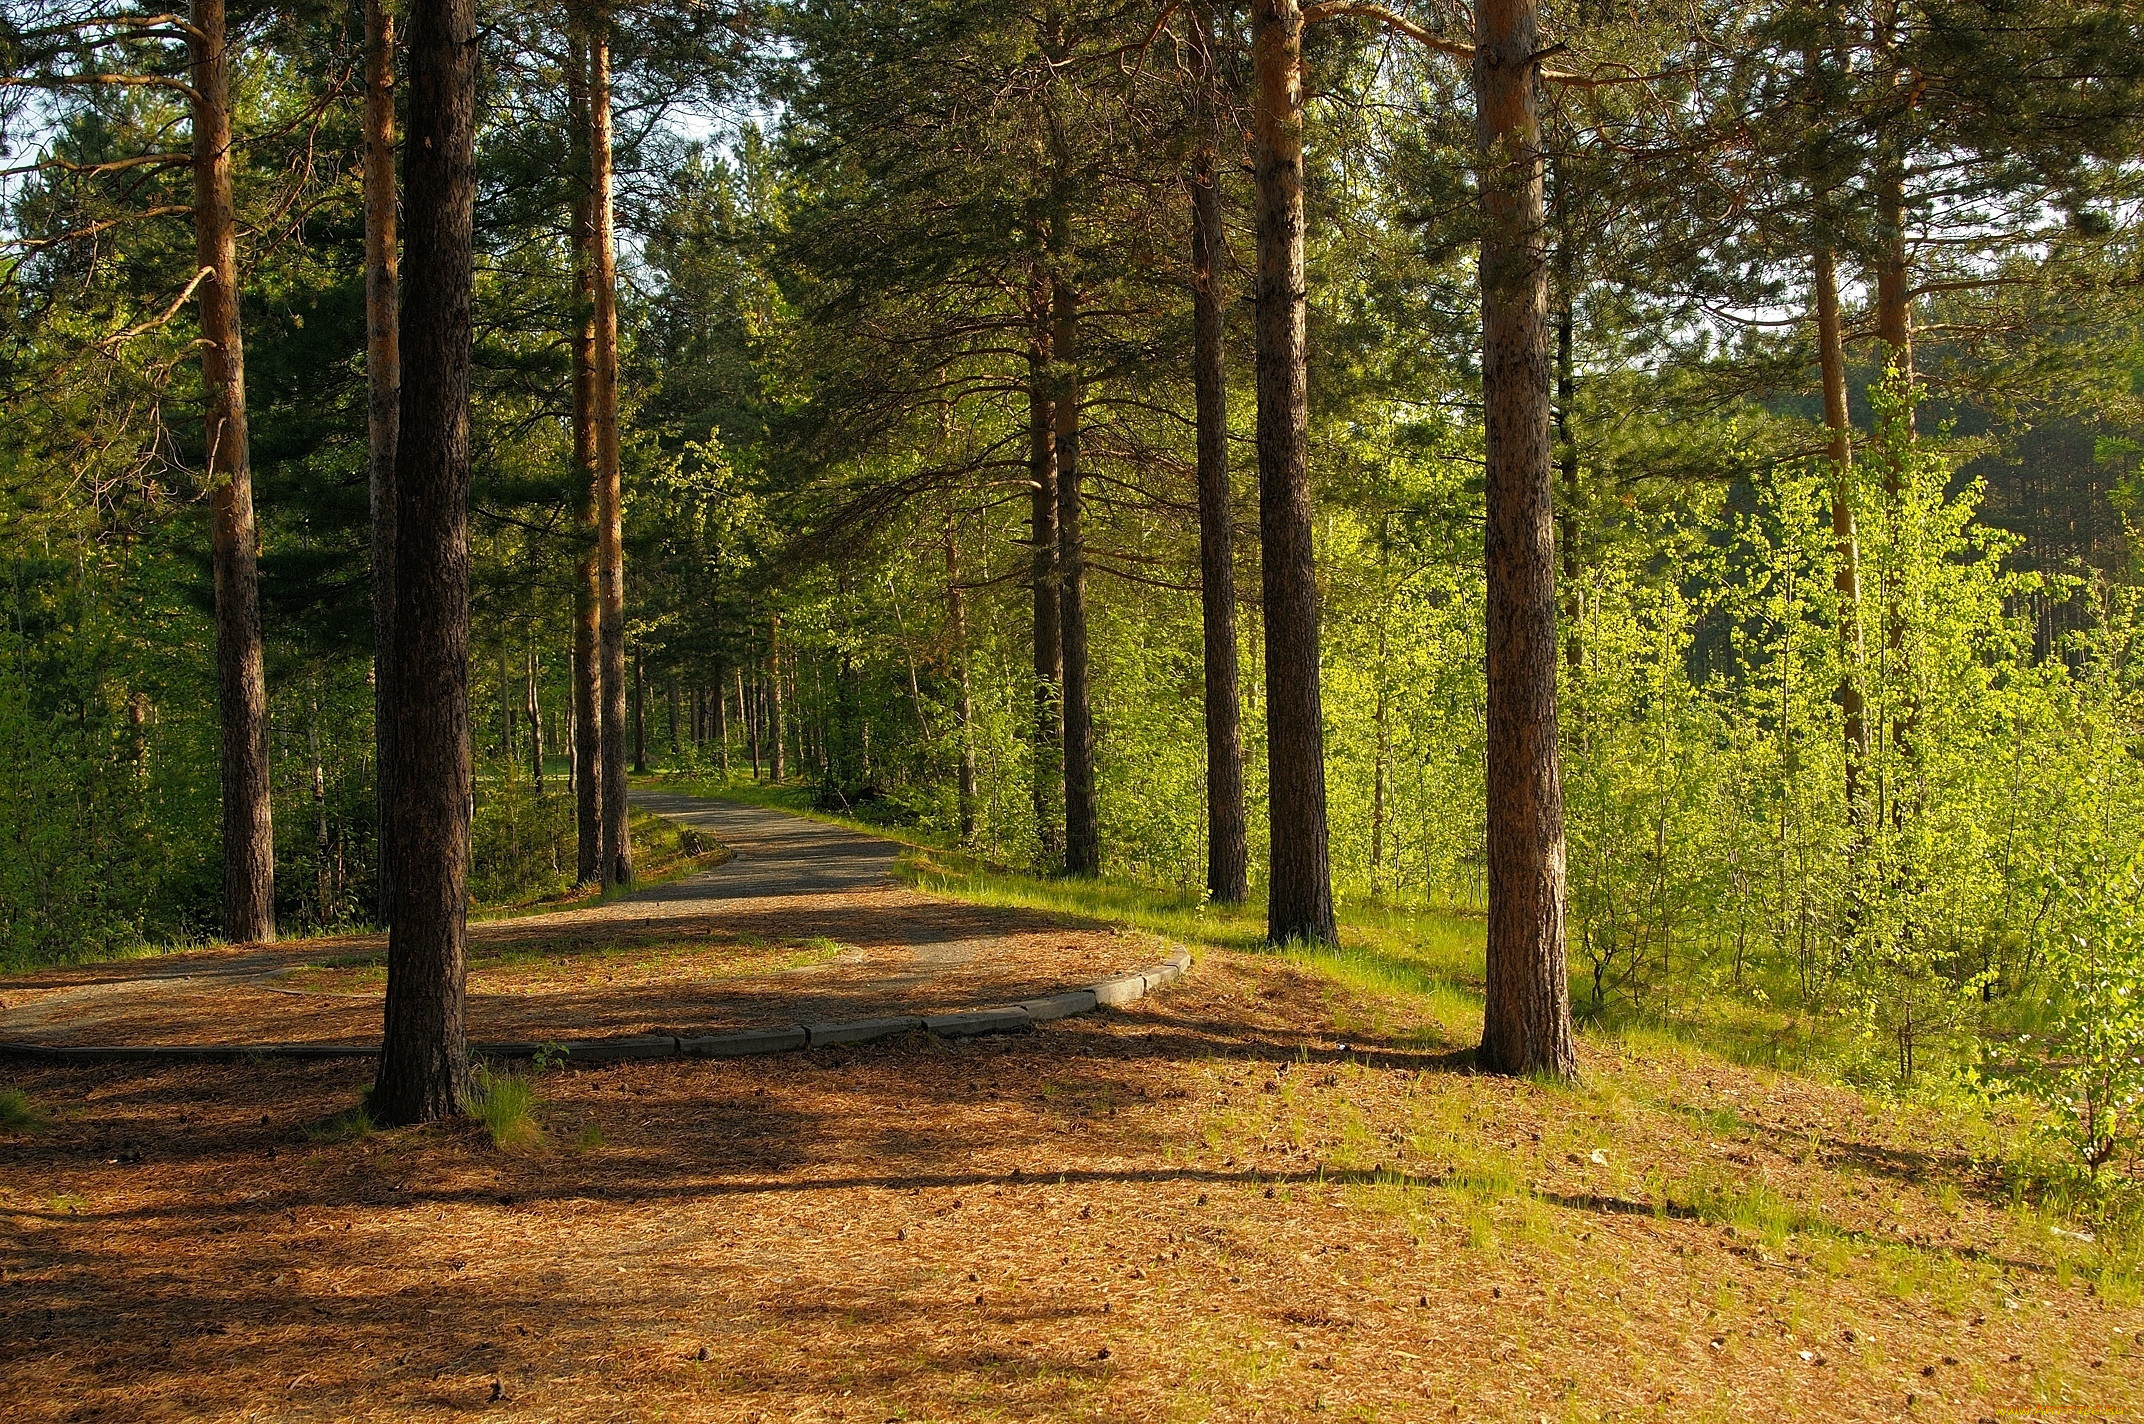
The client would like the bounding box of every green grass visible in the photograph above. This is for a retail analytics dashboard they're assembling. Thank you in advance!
[0,1087,41,1131]
[468,1064,543,1151]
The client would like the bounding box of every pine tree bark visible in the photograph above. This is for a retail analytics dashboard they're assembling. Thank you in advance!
[1475,0,1576,1081]
[1191,142,1249,905]
[1027,265,1064,869]
[589,10,631,887]
[364,0,400,928]
[1053,274,1100,876]
[372,0,477,1125]
[1815,248,1867,809]
[192,0,274,944]
[1251,0,1335,944]
[567,33,602,886]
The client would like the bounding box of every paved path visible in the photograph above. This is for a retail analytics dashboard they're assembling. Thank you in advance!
[0,792,1154,1050]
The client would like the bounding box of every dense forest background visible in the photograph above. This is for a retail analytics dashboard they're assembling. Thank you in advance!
[4,0,2143,1146]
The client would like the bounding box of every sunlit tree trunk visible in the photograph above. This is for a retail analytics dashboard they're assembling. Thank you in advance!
[1475,0,1577,1081]
[1192,138,1249,906]
[373,0,478,1124]
[192,0,274,943]
[589,8,631,887]
[1251,0,1335,944]
[364,0,400,927]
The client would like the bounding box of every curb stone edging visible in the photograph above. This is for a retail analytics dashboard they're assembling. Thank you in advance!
[0,947,1195,1065]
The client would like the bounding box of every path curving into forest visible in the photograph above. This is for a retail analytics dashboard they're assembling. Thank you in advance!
[0,792,1168,1053]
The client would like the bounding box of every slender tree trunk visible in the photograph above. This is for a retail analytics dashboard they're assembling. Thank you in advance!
[372,0,478,1124]
[1815,248,1868,811]
[1251,0,1334,944]
[947,525,978,844]
[714,666,730,772]
[631,650,647,773]
[666,677,678,756]
[741,665,759,778]
[1191,140,1249,905]
[589,11,631,887]
[567,34,602,887]
[1475,0,1577,1081]
[767,617,786,781]
[364,0,400,928]
[192,0,274,943]
[1053,274,1100,876]
[310,694,329,923]
[1027,265,1064,869]
[527,637,545,796]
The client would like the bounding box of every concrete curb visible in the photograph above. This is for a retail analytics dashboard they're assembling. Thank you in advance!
[0,947,1194,1065]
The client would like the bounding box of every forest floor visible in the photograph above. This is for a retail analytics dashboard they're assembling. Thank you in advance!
[1,794,2140,1422]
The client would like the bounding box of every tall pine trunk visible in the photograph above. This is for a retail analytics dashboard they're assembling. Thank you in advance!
[589,11,632,887]
[1251,0,1334,944]
[1027,265,1064,869]
[1191,141,1249,906]
[373,0,477,1124]
[1053,274,1099,876]
[1475,0,1576,1081]
[192,0,274,943]
[568,34,602,886]
[364,0,399,928]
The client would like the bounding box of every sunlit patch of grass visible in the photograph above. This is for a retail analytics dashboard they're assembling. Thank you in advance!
[0,1087,41,1131]
[468,1064,543,1151]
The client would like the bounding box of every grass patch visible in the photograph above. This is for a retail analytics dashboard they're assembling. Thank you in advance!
[468,1064,543,1151]
[305,1105,375,1143]
[0,1086,41,1131]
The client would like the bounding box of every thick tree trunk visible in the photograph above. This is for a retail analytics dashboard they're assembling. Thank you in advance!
[1192,143,1249,906]
[372,0,477,1125]
[947,527,978,844]
[364,0,400,928]
[1815,248,1867,810]
[767,618,786,781]
[1475,0,1577,1081]
[1027,266,1064,869]
[590,15,632,887]
[1251,0,1335,944]
[192,0,274,944]
[1053,275,1100,876]
[567,34,602,886]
